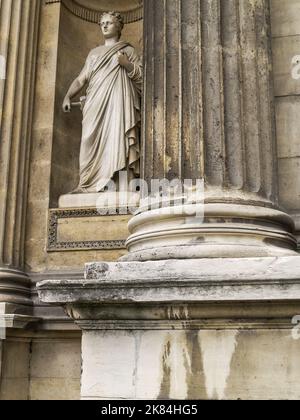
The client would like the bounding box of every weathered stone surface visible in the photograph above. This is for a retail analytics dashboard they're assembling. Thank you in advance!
[276,97,300,159]
[0,338,31,400]
[271,0,300,37]
[38,257,300,312]
[0,331,82,400]
[272,0,300,241]
[29,337,81,400]
[144,0,277,202]
[58,191,140,209]
[37,254,300,400]
[273,35,300,97]
[278,157,300,212]
[124,202,297,261]
[80,329,300,400]
[131,0,295,261]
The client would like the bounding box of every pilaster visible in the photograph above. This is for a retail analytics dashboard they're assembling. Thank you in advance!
[0,0,40,310]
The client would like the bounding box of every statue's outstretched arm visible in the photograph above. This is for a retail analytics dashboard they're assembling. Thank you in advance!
[62,66,88,113]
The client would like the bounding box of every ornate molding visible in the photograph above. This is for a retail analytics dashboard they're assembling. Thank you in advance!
[45,0,143,24]
[48,208,127,251]
[72,319,297,331]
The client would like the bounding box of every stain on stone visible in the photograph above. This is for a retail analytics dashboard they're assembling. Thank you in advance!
[158,333,193,399]
[158,339,171,399]
[198,330,238,400]
[264,237,295,250]
[85,263,109,279]
[167,306,189,320]
[185,331,208,400]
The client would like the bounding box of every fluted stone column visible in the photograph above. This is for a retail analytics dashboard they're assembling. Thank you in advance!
[125,0,297,261]
[0,0,40,312]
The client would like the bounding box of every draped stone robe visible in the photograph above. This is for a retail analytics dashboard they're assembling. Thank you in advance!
[77,41,142,193]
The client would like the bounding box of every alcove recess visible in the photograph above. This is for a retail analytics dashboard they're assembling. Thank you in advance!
[49,0,143,208]
[44,1,143,253]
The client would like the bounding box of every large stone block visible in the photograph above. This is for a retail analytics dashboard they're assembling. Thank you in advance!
[80,329,300,400]
[278,157,300,211]
[0,339,30,400]
[271,0,300,37]
[276,96,300,158]
[29,337,81,400]
[273,35,300,96]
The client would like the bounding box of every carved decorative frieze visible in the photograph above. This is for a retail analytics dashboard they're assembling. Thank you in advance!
[48,208,127,251]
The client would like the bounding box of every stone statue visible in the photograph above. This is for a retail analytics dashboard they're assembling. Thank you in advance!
[62,11,142,193]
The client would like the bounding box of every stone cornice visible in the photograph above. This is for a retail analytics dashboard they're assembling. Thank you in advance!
[45,0,143,24]
[37,256,300,330]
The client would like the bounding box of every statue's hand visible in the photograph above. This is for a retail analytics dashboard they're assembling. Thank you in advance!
[62,96,71,113]
[117,51,134,73]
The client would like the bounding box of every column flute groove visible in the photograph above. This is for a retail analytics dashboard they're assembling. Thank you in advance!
[201,0,226,188]
[221,0,244,189]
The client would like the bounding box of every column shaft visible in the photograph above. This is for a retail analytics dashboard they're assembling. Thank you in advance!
[143,0,277,200]
[143,0,204,183]
[126,0,296,261]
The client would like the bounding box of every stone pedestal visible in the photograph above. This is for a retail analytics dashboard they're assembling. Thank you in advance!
[38,257,300,400]
[58,192,140,209]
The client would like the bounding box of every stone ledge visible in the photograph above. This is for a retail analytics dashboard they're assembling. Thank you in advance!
[0,314,41,330]
[37,256,300,304]
[36,256,300,330]
[37,278,300,304]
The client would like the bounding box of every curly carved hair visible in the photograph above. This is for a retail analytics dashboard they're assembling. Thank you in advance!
[99,11,124,36]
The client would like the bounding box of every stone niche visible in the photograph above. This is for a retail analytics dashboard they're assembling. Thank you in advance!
[50,0,143,206]
[46,0,143,252]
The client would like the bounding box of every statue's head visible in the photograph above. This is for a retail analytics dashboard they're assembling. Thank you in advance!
[99,11,124,40]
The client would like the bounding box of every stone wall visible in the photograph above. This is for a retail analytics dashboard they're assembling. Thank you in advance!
[0,331,81,400]
[271,0,300,244]
[82,329,300,400]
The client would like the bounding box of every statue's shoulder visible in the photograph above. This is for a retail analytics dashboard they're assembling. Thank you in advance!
[88,46,102,56]
[123,43,135,52]
[123,44,138,57]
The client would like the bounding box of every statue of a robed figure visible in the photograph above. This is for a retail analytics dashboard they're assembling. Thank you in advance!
[62,11,142,194]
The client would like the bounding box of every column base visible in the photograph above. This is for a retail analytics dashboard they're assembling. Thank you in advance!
[0,269,39,336]
[123,202,297,261]
[0,268,32,307]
